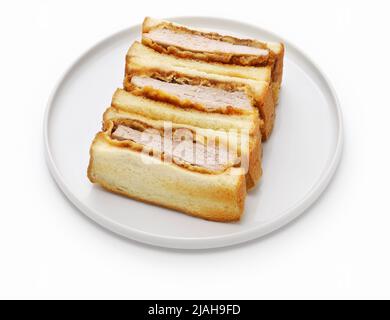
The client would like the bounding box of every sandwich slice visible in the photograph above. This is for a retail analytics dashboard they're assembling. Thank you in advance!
[107,89,262,189]
[142,17,284,102]
[128,42,271,91]
[124,58,275,139]
[88,117,246,221]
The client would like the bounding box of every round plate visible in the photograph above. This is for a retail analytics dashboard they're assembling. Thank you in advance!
[44,17,343,249]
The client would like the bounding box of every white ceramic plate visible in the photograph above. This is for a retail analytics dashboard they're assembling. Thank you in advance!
[44,17,343,249]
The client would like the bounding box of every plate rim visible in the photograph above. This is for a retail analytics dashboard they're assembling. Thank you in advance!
[43,16,344,250]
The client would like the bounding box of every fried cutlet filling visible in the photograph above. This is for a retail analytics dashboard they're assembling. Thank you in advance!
[144,28,269,57]
[112,124,239,171]
[131,76,253,111]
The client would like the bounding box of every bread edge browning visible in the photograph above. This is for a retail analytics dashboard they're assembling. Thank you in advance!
[247,129,262,190]
[271,43,285,104]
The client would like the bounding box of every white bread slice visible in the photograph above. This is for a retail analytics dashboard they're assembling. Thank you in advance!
[124,60,275,139]
[88,124,246,222]
[103,106,262,190]
[141,18,284,102]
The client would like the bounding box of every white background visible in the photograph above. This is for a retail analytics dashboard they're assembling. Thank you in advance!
[0,0,389,300]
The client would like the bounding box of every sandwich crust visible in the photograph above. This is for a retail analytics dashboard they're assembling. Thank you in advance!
[270,43,285,104]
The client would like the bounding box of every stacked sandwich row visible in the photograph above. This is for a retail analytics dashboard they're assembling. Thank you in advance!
[88,17,284,221]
